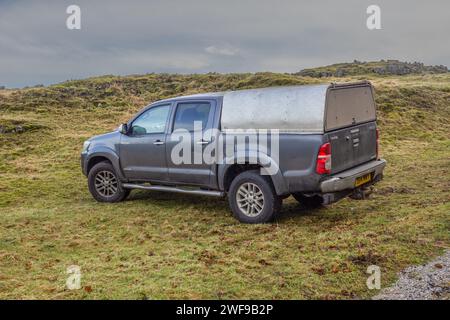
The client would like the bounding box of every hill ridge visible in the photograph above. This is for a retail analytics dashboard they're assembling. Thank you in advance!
[296,60,448,78]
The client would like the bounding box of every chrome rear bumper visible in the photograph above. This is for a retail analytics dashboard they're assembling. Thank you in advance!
[320,159,386,193]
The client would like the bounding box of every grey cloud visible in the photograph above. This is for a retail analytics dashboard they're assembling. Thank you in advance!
[0,0,449,87]
[205,44,240,56]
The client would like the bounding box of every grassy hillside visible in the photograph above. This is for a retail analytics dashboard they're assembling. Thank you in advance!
[296,60,448,78]
[0,71,449,299]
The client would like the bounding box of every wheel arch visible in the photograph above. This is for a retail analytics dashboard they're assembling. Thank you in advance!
[85,147,125,180]
[87,156,111,174]
[218,152,289,195]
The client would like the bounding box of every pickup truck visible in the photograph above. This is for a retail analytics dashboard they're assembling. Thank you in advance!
[81,81,386,223]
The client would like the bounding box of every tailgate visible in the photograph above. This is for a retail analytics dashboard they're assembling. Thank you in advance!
[326,121,377,174]
[323,82,378,174]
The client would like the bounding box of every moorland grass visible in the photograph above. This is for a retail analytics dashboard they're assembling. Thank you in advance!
[0,72,448,299]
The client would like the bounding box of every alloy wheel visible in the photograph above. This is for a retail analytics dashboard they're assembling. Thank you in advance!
[236,182,265,217]
[94,170,118,197]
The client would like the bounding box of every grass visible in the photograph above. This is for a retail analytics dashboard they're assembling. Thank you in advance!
[0,71,449,299]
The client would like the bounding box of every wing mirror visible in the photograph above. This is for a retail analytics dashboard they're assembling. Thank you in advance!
[119,123,128,135]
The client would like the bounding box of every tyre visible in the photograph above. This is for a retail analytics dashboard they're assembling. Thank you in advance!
[292,193,323,208]
[88,161,130,202]
[228,170,281,223]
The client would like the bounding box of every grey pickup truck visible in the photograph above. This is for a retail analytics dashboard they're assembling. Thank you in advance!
[81,81,386,223]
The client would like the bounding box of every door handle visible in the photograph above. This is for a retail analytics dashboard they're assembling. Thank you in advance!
[153,140,165,145]
[196,139,210,145]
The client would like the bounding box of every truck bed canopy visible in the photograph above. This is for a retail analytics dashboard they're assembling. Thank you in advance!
[220,82,376,133]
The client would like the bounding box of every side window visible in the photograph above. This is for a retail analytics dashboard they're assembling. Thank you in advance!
[173,102,211,132]
[131,105,170,135]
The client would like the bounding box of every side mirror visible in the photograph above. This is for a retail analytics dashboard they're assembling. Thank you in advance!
[119,123,128,135]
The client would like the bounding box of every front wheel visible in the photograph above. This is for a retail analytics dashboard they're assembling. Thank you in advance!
[228,170,281,223]
[88,161,129,202]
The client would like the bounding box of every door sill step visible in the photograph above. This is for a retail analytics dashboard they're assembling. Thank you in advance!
[122,183,225,197]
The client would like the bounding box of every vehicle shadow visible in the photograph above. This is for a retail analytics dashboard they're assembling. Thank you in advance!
[127,190,322,222]
[127,189,229,207]
[277,200,322,219]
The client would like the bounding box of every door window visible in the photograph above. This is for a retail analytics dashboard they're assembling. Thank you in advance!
[173,102,211,132]
[131,105,170,135]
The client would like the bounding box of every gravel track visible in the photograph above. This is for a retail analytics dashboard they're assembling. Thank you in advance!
[373,250,449,300]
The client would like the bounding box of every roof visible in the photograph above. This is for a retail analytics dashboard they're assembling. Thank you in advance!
[156,91,225,103]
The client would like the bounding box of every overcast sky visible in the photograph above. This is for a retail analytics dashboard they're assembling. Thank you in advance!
[0,0,449,88]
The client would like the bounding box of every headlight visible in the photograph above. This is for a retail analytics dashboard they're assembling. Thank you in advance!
[82,140,91,153]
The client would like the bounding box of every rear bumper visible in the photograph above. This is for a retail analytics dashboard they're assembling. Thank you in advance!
[320,159,386,193]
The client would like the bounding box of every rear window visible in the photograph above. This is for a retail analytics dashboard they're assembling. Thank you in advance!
[173,102,211,132]
[325,85,376,131]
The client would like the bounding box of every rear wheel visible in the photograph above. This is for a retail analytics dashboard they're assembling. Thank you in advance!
[228,170,281,223]
[292,193,323,208]
[88,161,129,202]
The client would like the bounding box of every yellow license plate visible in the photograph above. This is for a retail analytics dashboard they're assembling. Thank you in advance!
[355,173,373,187]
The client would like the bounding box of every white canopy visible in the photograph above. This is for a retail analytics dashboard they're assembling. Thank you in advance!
[221,84,329,133]
[221,82,376,133]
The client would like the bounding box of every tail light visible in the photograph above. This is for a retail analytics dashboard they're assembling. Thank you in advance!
[316,142,331,175]
[376,128,380,159]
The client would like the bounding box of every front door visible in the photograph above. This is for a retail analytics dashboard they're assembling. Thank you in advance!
[119,104,171,182]
[165,100,217,186]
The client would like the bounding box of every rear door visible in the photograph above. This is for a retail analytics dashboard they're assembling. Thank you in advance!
[165,100,217,185]
[324,83,377,173]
